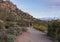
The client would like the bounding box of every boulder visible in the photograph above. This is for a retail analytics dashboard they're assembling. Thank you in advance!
[0,20,5,31]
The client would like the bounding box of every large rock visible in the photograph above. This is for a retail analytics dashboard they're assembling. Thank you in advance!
[0,20,5,30]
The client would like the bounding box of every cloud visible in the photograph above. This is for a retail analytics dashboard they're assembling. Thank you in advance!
[48,3,60,9]
[43,0,60,9]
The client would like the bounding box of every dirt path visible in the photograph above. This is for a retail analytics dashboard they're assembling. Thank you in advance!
[15,27,53,42]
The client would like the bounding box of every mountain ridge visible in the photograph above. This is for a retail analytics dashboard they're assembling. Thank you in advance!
[38,17,59,21]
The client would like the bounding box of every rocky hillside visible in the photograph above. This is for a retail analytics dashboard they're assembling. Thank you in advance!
[0,0,37,42]
[0,0,37,27]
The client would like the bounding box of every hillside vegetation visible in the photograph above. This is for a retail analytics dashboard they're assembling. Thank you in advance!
[47,19,60,42]
[0,0,37,42]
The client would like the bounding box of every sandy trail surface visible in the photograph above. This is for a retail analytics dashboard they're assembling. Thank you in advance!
[15,27,53,42]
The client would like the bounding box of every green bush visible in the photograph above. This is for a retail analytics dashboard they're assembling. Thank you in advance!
[0,32,7,42]
[47,20,60,41]
[22,27,27,32]
[5,14,17,22]
[5,22,17,28]
[6,34,16,42]
[7,26,21,36]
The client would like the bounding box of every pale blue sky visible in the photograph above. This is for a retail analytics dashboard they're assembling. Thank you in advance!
[11,0,60,18]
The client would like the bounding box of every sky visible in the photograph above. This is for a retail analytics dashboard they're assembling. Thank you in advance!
[11,0,60,18]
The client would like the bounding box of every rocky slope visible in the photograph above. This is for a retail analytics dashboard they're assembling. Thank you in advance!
[0,0,36,42]
[0,0,37,27]
[0,0,35,22]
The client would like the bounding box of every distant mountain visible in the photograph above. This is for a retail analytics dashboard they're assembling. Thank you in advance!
[38,17,58,21]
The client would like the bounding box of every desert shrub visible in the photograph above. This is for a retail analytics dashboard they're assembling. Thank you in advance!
[0,31,7,42]
[17,19,30,27]
[22,27,27,32]
[33,24,47,32]
[47,20,60,41]
[7,26,21,36]
[5,22,17,28]
[0,10,17,21]
[5,14,17,22]
[6,34,16,42]
[0,21,22,42]
[17,21,26,27]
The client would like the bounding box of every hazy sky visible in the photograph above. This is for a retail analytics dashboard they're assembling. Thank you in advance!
[11,0,60,18]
